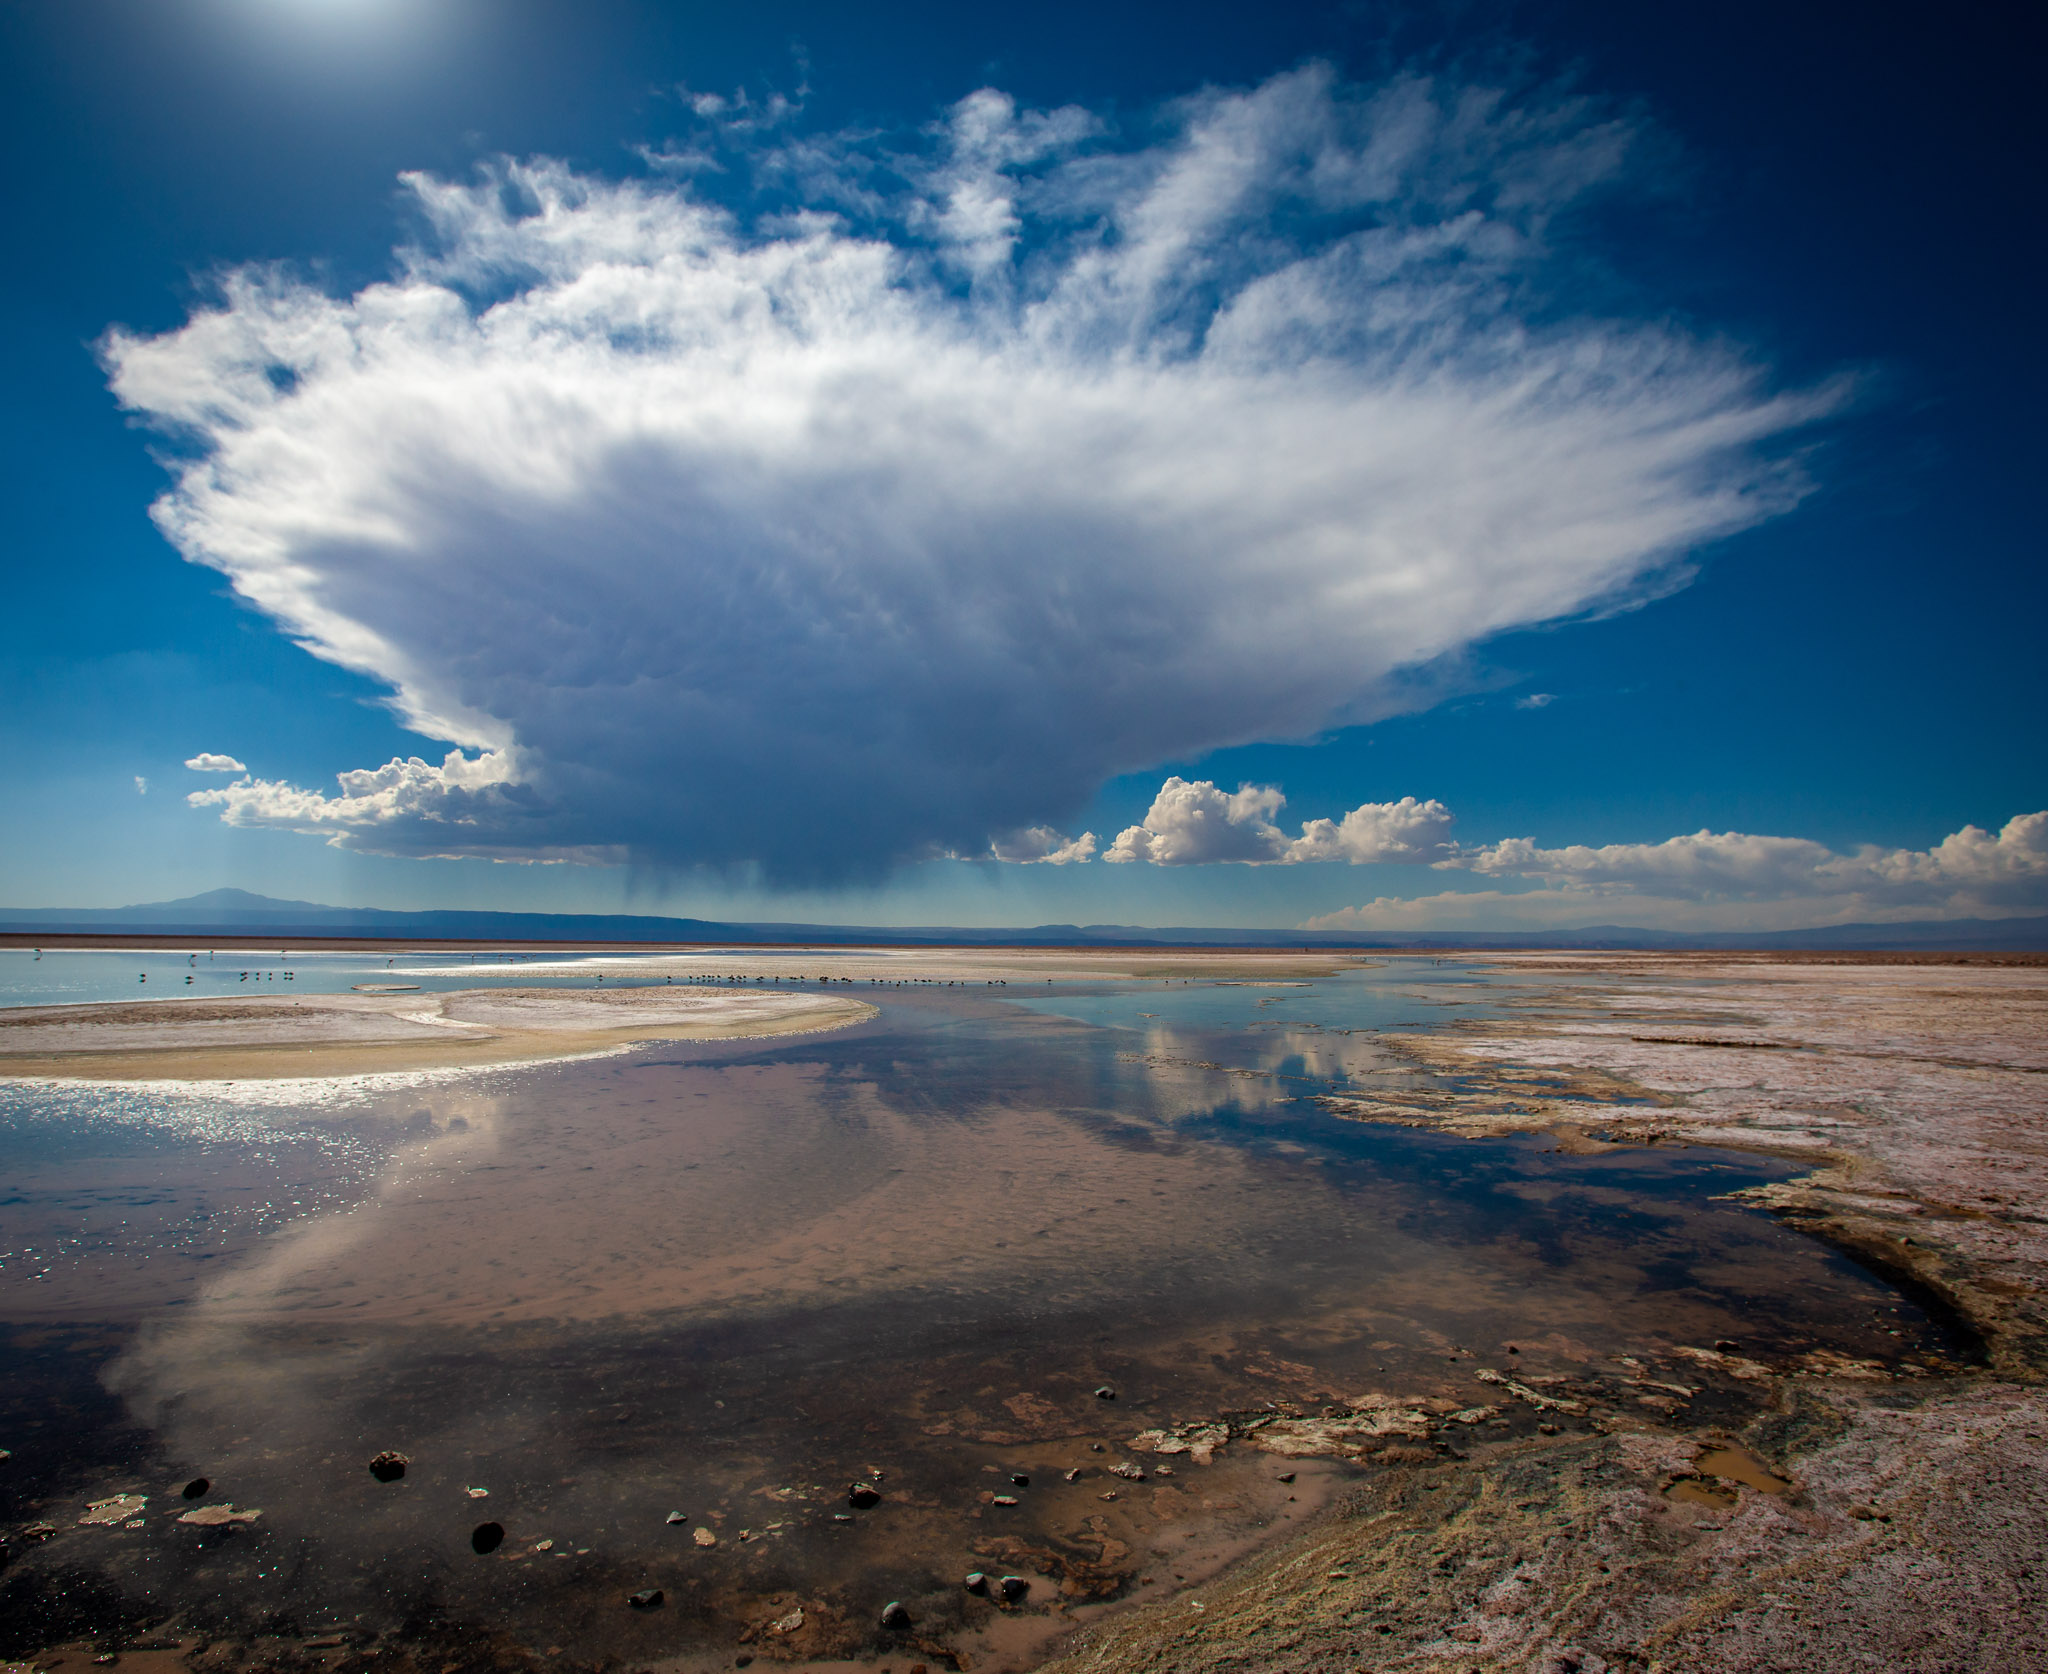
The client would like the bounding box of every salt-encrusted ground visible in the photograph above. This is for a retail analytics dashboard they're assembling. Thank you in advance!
[1037,954,2048,1673]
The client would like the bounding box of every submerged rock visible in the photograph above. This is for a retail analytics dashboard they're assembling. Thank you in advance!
[368,1451,409,1483]
[181,1478,210,1500]
[471,1522,504,1554]
[627,1588,665,1610]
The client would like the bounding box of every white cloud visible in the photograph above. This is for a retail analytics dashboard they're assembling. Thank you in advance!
[986,825,1099,864]
[1286,795,1457,863]
[1303,810,2048,928]
[1513,692,1555,709]
[133,776,148,796]
[183,752,248,773]
[1106,778,1291,864]
[107,64,1834,882]
[185,749,611,863]
[1105,778,1455,865]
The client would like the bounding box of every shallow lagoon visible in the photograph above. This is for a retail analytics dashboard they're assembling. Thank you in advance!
[0,960,1960,1668]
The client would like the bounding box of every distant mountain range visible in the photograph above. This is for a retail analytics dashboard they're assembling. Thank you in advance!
[2,887,2044,950]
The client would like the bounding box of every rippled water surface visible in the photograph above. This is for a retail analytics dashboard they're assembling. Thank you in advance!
[0,963,1962,1668]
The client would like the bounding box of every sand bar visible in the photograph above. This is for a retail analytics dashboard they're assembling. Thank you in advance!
[0,982,876,1081]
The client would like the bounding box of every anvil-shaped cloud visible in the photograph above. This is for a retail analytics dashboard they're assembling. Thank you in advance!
[113,66,1832,882]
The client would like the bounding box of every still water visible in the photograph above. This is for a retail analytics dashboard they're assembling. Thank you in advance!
[0,961,1959,1669]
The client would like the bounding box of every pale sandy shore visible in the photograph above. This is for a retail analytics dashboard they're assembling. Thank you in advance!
[0,983,876,1081]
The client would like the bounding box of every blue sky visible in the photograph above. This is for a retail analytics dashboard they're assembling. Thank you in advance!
[1,0,2041,930]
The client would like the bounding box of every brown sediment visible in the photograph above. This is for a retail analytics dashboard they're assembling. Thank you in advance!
[0,985,876,1082]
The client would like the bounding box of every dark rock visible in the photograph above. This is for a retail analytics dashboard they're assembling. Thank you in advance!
[1094,1386,1117,1400]
[182,1478,211,1500]
[1275,1472,1296,1484]
[1010,1472,1029,1486]
[1089,1442,1106,1451]
[471,1522,504,1555]
[992,1494,1019,1507]
[665,1510,687,1525]
[1506,1345,1519,1354]
[880,1600,912,1629]
[1714,1338,1742,1351]
[368,1451,408,1483]
[627,1588,664,1610]
[964,1571,989,1595]
[999,1576,1030,1602]
[848,1481,881,1509]
[735,1656,752,1667]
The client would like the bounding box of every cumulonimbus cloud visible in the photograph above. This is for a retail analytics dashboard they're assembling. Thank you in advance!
[111,64,1835,882]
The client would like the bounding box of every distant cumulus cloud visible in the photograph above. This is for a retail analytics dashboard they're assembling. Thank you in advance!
[183,752,248,773]
[107,64,1836,882]
[1104,777,1453,865]
[1302,810,2048,928]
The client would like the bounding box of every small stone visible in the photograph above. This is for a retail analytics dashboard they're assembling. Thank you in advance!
[1109,1462,1146,1481]
[1154,1464,1173,1476]
[692,1526,718,1546]
[181,1478,211,1500]
[832,1513,853,1523]
[1089,1442,1106,1452]
[1010,1472,1030,1486]
[880,1600,913,1629]
[535,1540,554,1551]
[471,1522,504,1555]
[999,1576,1030,1601]
[94,1657,117,1666]
[1713,1339,1741,1351]
[368,1451,408,1483]
[992,1494,1019,1507]
[964,1571,989,1594]
[1095,1386,1118,1400]
[1099,1491,1118,1501]
[627,1588,664,1610]
[1275,1472,1296,1484]
[466,1486,489,1499]
[666,1510,688,1525]
[1507,1345,1519,1355]
[1849,1504,1879,1520]
[848,1481,882,1509]
[1064,1467,1083,1482]
[1538,1423,1559,1435]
